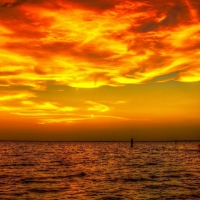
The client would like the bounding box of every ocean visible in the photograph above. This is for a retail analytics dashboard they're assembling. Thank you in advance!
[0,141,199,199]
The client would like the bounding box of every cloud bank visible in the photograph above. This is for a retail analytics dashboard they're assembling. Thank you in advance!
[0,0,199,90]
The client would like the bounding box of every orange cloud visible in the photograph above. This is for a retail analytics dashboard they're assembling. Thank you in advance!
[0,0,199,90]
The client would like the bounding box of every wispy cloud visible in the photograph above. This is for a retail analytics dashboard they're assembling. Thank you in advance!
[87,101,109,112]
[0,91,130,124]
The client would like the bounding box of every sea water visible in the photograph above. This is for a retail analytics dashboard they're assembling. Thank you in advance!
[0,141,199,199]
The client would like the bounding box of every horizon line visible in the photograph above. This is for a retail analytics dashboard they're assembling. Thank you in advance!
[0,139,200,142]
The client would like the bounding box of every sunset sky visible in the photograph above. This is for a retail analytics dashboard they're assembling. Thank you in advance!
[0,0,200,141]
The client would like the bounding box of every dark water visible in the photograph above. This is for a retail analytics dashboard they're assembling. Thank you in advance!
[0,141,199,199]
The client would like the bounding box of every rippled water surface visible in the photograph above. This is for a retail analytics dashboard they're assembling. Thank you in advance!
[0,141,199,199]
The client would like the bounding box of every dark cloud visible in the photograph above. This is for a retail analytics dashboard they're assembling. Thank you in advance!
[0,0,27,7]
[137,5,190,32]
[40,42,78,54]
[160,6,185,26]
[138,21,159,32]
[67,0,120,11]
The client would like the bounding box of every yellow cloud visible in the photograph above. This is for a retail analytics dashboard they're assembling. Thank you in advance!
[38,114,130,124]
[0,91,130,124]
[87,101,109,112]
[0,92,35,101]
[177,68,200,82]
[0,0,199,91]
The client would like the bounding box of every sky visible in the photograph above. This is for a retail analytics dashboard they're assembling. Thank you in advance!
[0,0,200,141]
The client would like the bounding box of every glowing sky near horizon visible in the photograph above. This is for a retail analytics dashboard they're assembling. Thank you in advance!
[0,0,200,140]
